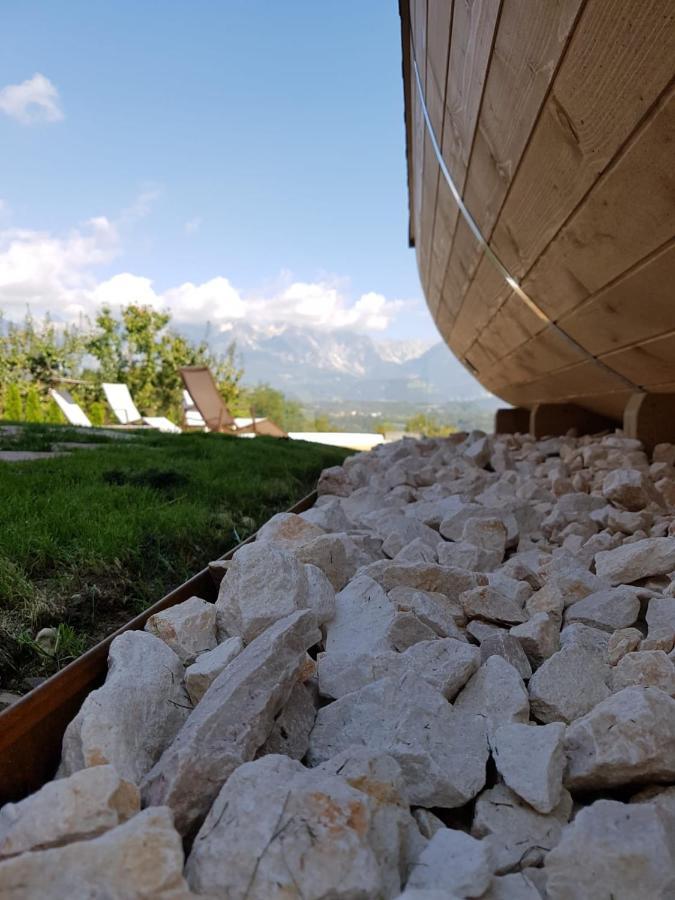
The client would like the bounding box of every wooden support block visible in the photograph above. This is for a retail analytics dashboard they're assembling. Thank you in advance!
[530,403,617,438]
[624,393,675,453]
[495,407,530,434]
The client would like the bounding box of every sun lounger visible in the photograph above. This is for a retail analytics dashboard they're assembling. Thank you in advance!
[102,383,181,433]
[49,388,92,428]
[179,366,287,437]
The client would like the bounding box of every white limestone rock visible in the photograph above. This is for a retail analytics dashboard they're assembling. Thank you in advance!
[215,543,309,642]
[259,681,317,760]
[558,622,610,657]
[0,806,190,899]
[141,609,321,835]
[602,467,656,511]
[480,633,532,680]
[255,511,325,547]
[482,873,542,899]
[490,722,566,814]
[387,611,439,650]
[394,537,439,564]
[145,595,217,665]
[59,631,190,784]
[611,650,675,695]
[460,585,527,626]
[437,540,482,571]
[528,646,611,724]
[563,587,641,633]
[544,799,675,900]
[381,517,443,558]
[440,505,518,548]
[642,596,675,652]
[406,829,494,897]
[317,638,480,701]
[0,765,139,859]
[301,497,352,532]
[607,626,644,665]
[396,891,462,899]
[364,561,488,600]
[185,753,418,900]
[296,532,363,590]
[510,612,560,668]
[324,574,396,658]
[467,620,508,644]
[304,563,336,625]
[472,783,572,874]
[564,686,675,790]
[462,517,507,570]
[318,464,353,496]
[412,809,447,840]
[388,586,467,636]
[184,635,243,704]
[307,672,489,808]
[595,536,675,585]
[487,572,532,607]
[453,656,530,738]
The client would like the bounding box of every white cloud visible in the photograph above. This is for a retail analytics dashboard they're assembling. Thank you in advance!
[0,215,403,334]
[0,73,63,124]
[0,218,119,320]
[184,217,202,234]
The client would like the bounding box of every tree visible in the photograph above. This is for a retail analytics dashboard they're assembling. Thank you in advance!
[3,383,22,421]
[405,412,457,437]
[236,383,310,432]
[24,385,43,422]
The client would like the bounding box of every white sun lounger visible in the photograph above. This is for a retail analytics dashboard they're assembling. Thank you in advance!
[49,388,92,428]
[102,383,181,433]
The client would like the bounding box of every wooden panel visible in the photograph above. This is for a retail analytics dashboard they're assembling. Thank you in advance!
[423,0,453,300]
[470,293,545,370]
[602,332,675,387]
[489,0,675,282]
[425,0,452,137]
[426,0,500,310]
[447,251,508,354]
[558,240,675,355]
[443,0,584,328]
[485,326,586,386]
[501,360,631,405]
[523,85,675,319]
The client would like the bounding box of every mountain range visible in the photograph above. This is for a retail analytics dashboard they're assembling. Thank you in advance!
[185,322,490,404]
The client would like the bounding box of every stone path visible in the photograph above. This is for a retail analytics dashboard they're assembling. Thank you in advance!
[1,429,674,898]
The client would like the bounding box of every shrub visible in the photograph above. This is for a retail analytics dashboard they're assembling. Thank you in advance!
[2,383,23,421]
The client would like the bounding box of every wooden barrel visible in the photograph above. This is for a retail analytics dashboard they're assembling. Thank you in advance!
[400,0,675,422]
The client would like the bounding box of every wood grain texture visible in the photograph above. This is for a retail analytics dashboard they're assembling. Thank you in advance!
[490,0,675,279]
[426,0,500,310]
[558,240,675,355]
[400,0,675,421]
[442,0,584,324]
[523,84,675,319]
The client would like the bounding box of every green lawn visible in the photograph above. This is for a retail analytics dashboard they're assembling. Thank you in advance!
[0,424,350,689]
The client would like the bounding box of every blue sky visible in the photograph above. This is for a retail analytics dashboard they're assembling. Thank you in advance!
[0,1,439,342]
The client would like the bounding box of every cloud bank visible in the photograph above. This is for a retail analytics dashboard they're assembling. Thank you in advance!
[0,73,63,124]
[0,216,403,334]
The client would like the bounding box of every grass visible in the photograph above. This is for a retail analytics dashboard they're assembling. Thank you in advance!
[0,423,350,689]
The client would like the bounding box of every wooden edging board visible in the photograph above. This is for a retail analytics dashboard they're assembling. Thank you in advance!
[0,490,318,803]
